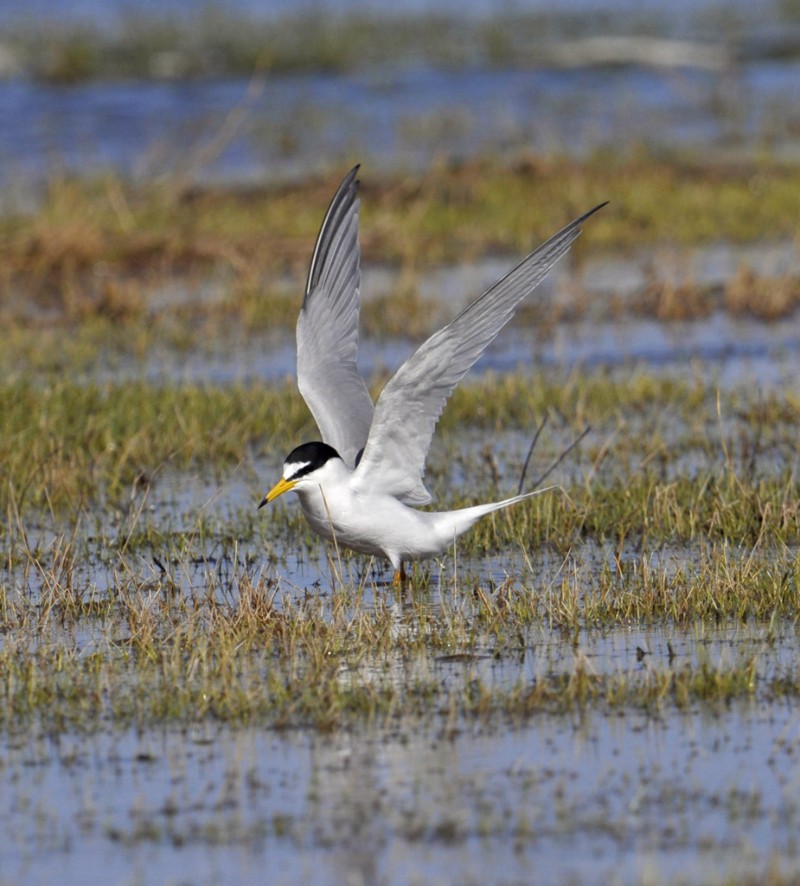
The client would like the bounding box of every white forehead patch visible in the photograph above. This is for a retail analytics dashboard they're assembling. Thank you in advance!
[284,460,311,480]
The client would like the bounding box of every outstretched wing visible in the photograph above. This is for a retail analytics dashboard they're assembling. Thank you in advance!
[296,165,374,467]
[353,202,607,505]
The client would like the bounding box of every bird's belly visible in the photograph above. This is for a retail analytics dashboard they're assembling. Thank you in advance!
[299,496,393,557]
[298,490,444,561]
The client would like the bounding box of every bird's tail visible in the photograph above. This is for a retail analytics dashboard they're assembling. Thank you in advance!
[434,485,557,542]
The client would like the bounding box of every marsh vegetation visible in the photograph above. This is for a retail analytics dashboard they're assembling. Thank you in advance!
[2,152,800,883]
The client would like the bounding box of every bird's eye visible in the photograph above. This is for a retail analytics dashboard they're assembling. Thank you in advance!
[284,459,312,480]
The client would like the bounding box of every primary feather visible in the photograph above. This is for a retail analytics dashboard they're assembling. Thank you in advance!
[296,166,374,467]
[352,202,606,504]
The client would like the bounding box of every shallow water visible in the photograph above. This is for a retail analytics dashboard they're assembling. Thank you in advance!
[72,308,800,397]
[1,37,800,191]
[0,0,766,28]
[47,233,800,395]
[2,682,798,885]
[3,7,799,883]
[0,63,800,193]
[3,463,800,883]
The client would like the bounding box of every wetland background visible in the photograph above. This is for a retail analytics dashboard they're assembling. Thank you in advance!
[2,0,800,883]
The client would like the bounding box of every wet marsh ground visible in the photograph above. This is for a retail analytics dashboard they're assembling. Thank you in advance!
[2,156,800,883]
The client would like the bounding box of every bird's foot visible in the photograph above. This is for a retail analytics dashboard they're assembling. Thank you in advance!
[392,563,408,586]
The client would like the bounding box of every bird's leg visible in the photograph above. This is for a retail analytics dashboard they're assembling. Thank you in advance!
[392,562,408,586]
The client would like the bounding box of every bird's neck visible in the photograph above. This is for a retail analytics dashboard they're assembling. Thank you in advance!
[295,459,352,516]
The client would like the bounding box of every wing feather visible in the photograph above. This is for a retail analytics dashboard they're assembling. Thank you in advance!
[353,202,606,503]
[296,166,375,467]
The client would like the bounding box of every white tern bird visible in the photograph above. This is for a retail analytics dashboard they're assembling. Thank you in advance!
[260,165,604,581]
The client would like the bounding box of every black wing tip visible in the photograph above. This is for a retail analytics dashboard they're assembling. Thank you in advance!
[547,199,607,246]
[336,164,361,201]
[575,200,609,225]
[304,163,363,298]
[337,164,362,202]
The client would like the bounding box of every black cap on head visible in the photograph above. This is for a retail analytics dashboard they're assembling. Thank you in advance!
[284,441,341,480]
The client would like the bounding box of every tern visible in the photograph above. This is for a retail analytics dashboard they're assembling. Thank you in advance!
[259,166,604,581]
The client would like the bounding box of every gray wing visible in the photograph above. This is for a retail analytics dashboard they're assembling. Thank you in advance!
[296,165,374,467]
[353,202,607,504]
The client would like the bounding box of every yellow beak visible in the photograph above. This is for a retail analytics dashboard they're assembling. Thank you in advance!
[258,477,297,509]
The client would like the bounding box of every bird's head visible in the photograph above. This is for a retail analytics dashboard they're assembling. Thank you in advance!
[258,441,342,508]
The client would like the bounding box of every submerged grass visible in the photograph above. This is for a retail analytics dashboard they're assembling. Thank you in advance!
[2,155,800,737]
[1,360,799,734]
[1,367,797,532]
[0,531,797,736]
